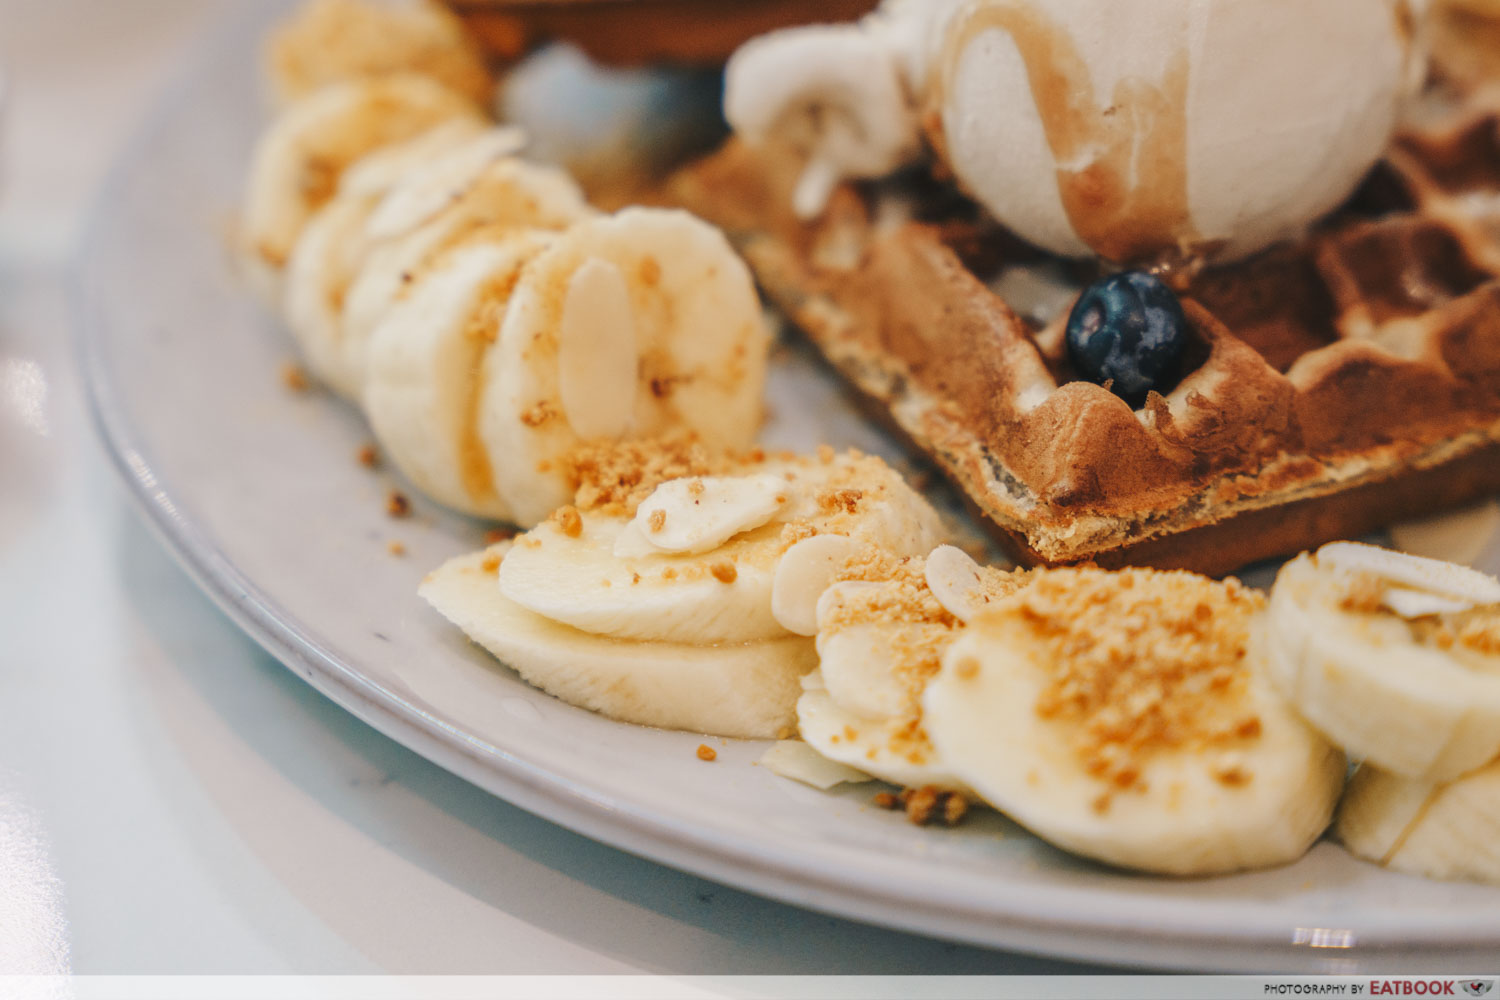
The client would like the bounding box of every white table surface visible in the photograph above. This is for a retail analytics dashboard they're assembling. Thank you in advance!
[0,1,1124,976]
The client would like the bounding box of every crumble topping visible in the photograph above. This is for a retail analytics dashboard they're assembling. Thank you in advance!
[1012,567,1266,797]
[562,434,728,517]
[1417,608,1500,655]
[710,560,738,584]
[819,556,1030,767]
[821,558,955,632]
[638,256,662,288]
[696,744,717,762]
[873,786,970,827]
[387,540,406,557]
[817,488,866,516]
[1338,573,1500,655]
[1337,572,1389,614]
[519,401,559,428]
[551,505,583,538]
[356,442,379,468]
[281,361,310,392]
[386,490,411,517]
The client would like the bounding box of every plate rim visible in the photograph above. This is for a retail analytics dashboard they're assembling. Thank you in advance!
[68,0,1500,974]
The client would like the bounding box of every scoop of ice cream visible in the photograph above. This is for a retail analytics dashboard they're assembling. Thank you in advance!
[932,0,1418,263]
[725,0,1424,265]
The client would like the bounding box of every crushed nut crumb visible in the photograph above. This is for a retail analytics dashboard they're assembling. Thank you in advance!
[520,401,559,427]
[562,434,727,517]
[1338,572,1387,614]
[356,443,379,468]
[387,540,406,557]
[696,744,717,762]
[648,509,667,533]
[480,552,503,574]
[1416,607,1500,656]
[1011,567,1266,795]
[710,561,738,584]
[942,793,969,826]
[896,785,969,827]
[386,491,411,518]
[873,791,899,810]
[553,505,583,538]
[639,255,662,287]
[817,488,865,516]
[281,361,310,392]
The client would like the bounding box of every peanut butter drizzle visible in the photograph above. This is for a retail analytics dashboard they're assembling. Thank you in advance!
[934,1,1195,263]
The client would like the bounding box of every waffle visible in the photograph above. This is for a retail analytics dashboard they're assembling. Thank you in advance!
[667,92,1500,576]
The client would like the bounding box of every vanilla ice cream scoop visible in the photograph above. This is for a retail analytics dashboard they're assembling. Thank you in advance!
[726,0,1425,265]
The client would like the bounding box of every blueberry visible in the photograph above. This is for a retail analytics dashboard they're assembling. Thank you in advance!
[1065,271,1187,405]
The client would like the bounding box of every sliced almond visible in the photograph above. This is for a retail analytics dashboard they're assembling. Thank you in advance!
[556,257,638,440]
[627,473,788,556]
[924,545,989,623]
[1381,587,1481,620]
[1317,541,1500,612]
[771,533,863,636]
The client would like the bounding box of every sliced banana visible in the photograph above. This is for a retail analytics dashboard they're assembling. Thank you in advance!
[363,232,555,520]
[479,208,771,524]
[266,0,494,107]
[793,551,1030,794]
[724,24,921,218]
[501,514,790,645]
[1265,544,1500,783]
[924,568,1345,876]
[1337,760,1500,885]
[797,572,974,791]
[799,687,969,792]
[283,118,487,394]
[363,127,532,241]
[241,73,482,303]
[496,452,946,645]
[338,140,595,395]
[420,544,816,739]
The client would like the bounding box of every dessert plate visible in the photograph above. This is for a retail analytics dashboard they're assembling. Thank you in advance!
[74,1,1500,974]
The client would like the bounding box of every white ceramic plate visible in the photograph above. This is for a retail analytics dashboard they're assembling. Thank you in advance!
[74,2,1500,974]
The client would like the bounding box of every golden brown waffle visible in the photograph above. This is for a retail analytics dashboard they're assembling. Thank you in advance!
[667,94,1500,576]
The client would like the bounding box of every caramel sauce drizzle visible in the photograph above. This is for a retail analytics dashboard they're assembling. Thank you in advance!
[933,1,1196,263]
